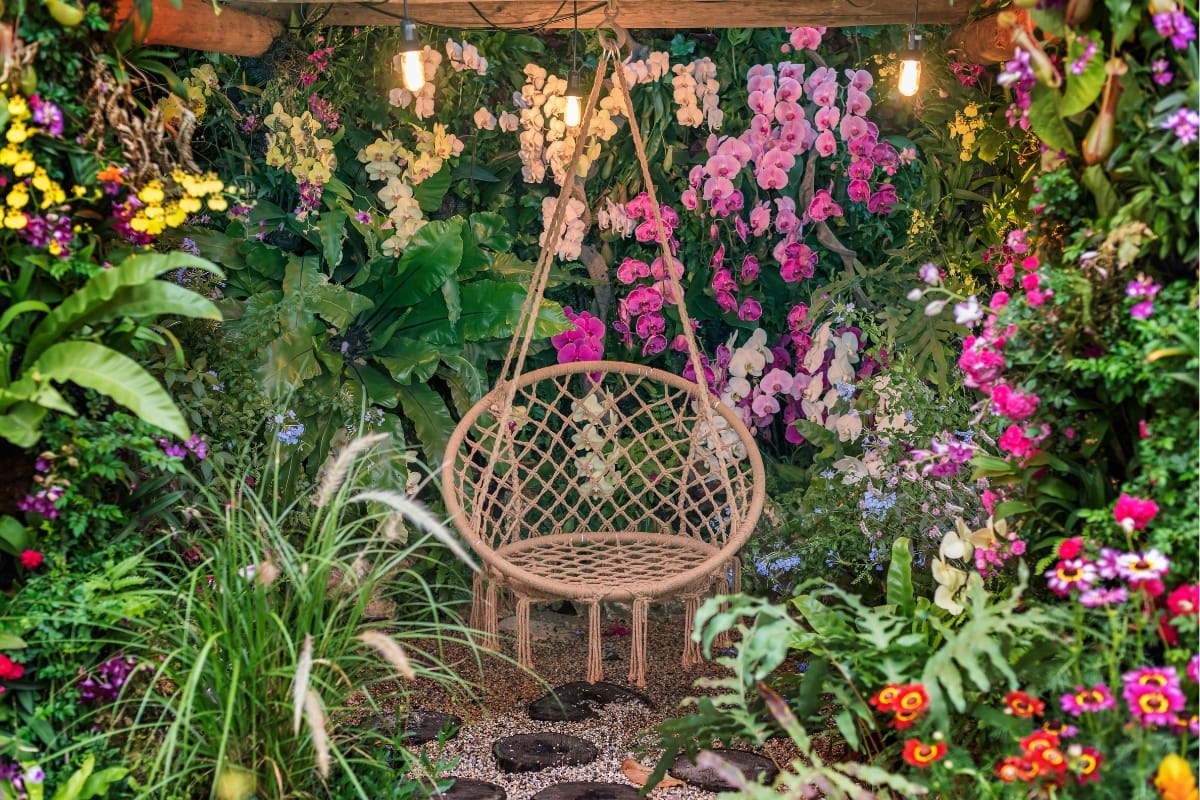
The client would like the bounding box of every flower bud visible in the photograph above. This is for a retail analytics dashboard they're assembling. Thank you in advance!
[907,288,926,302]
[924,299,948,316]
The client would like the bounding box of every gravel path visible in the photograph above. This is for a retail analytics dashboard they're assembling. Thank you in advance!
[396,603,766,800]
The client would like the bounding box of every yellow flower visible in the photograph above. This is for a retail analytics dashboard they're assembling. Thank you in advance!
[13,153,35,177]
[6,123,28,144]
[138,182,165,205]
[1155,754,1198,800]
[206,195,228,212]
[963,103,979,118]
[0,146,18,167]
[164,204,187,227]
[6,187,29,209]
[31,168,52,192]
[3,210,28,229]
[179,196,202,214]
[7,96,29,118]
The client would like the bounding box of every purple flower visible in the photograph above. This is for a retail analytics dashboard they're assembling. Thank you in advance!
[1079,586,1128,607]
[1154,10,1197,49]
[1069,38,1097,76]
[1161,108,1200,145]
[29,95,64,137]
[159,438,187,459]
[1151,59,1174,86]
[354,210,372,224]
[79,655,140,705]
[1131,299,1155,319]
[180,237,201,256]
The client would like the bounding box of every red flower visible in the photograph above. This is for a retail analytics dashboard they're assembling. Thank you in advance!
[19,549,43,569]
[1005,690,1045,718]
[1020,730,1059,757]
[1167,584,1199,617]
[895,683,929,713]
[1030,745,1069,774]
[996,756,1037,783]
[868,683,902,712]
[1112,493,1159,531]
[891,708,923,730]
[1074,746,1103,784]
[902,738,947,767]
[1057,536,1085,560]
[0,654,25,681]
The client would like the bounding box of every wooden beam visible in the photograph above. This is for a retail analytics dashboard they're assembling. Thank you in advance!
[230,0,967,30]
[946,9,1029,64]
[115,0,283,56]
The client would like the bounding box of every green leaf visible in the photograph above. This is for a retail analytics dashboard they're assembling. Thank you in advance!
[261,322,324,395]
[1060,35,1106,116]
[0,631,27,649]
[376,337,442,384]
[1027,86,1078,155]
[308,284,373,329]
[318,210,348,269]
[458,281,569,341]
[1081,164,1119,219]
[396,382,454,464]
[442,279,462,327]
[0,402,49,447]
[0,300,49,335]
[0,514,32,555]
[393,219,465,303]
[33,341,190,439]
[834,708,860,751]
[469,211,513,252]
[885,537,915,616]
[413,167,452,213]
[24,252,223,366]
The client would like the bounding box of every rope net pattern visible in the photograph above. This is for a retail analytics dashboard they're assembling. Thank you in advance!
[443,361,765,685]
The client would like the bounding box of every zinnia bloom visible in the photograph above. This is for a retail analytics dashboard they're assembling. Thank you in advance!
[1045,558,1097,596]
[1074,746,1103,784]
[1060,683,1116,716]
[1125,685,1186,727]
[1005,690,1044,718]
[1167,584,1199,616]
[902,738,947,767]
[1112,493,1159,531]
[1116,549,1171,582]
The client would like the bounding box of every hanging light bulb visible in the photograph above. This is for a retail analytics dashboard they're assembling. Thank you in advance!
[397,2,425,93]
[898,29,923,96]
[564,72,583,128]
[898,0,922,97]
[562,0,582,127]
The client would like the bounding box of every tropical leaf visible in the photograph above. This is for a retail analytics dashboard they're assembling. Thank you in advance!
[32,341,190,440]
[396,382,455,464]
[391,220,464,303]
[886,537,916,615]
[24,254,223,366]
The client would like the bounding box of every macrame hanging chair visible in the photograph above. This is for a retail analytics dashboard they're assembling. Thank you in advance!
[441,18,766,687]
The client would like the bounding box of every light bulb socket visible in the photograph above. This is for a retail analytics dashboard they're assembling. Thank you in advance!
[906,28,923,56]
[400,19,421,52]
[565,71,582,98]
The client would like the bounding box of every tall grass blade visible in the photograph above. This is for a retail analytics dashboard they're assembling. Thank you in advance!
[293,634,313,735]
[358,630,417,681]
[348,490,478,572]
[314,433,390,508]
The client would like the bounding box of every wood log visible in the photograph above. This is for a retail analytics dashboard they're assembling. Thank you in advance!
[235,0,968,30]
[946,9,1030,64]
[112,0,283,57]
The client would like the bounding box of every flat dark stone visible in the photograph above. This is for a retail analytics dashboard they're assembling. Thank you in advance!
[528,681,654,722]
[401,711,462,744]
[430,778,507,800]
[492,733,599,773]
[531,783,639,800]
[669,750,779,792]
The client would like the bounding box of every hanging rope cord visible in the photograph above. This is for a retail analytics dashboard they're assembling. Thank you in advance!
[475,15,740,539]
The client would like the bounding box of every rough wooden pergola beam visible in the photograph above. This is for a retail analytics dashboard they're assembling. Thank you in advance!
[229,0,967,31]
[114,0,284,56]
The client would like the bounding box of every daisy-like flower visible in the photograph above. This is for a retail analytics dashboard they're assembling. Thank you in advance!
[868,684,902,711]
[1188,654,1199,684]
[1166,584,1198,616]
[995,756,1038,783]
[902,738,947,767]
[1126,685,1186,727]
[895,684,930,714]
[1004,690,1045,718]
[1174,713,1200,735]
[1040,719,1077,739]
[1079,586,1128,607]
[1060,684,1116,717]
[1073,746,1104,784]
[1122,665,1181,695]
[1095,547,1122,579]
[1117,549,1171,582]
[1045,558,1098,596]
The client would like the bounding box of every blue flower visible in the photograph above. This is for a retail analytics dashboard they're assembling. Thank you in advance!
[835,381,856,401]
[825,550,841,569]
[862,488,896,520]
[277,423,305,445]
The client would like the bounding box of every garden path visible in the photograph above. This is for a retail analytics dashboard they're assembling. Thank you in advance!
[388,604,801,800]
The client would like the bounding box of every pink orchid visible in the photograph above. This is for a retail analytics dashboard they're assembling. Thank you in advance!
[749,201,772,235]
[845,86,872,116]
[809,80,839,108]
[814,105,841,131]
[740,254,760,282]
[776,77,803,103]
[738,297,763,321]
[838,114,869,142]
[805,189,843,223]
[814,130,838,157]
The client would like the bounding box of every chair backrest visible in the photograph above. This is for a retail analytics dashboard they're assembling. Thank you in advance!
[442,360,766,560]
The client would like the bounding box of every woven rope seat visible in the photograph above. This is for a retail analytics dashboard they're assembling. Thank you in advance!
[440,27,765,686]
[443,361,764,686]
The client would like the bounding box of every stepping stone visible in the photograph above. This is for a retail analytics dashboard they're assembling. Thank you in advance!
[531,783,639,800]
[401,711,463,744]
[528,681,654,722]
[669,749,779,792]
[492,733,599,773]
[430,778,507,800]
